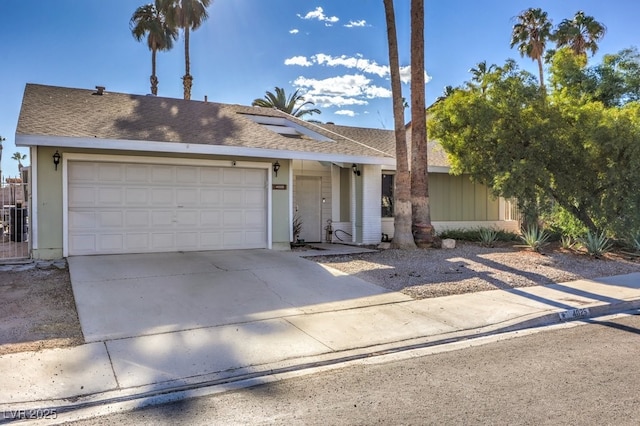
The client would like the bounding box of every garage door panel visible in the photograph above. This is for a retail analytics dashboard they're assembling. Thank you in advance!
[200,210,221,226]
[98,188,123,205]
[98,164,123,181]
[125,234,149,250]
[176,188,198,205]
[245,169,266,185]
[69,163,97,181]
[176,167,198,184]
[68,162,267,255]
[176,210,198,226]
[125,188,149,204]
[151,233,175,249]
[223,168,243,184]
[245,189,266,205]
[151,188,174,205]
[69,211,97,229]
[245,210,266,227]
[70,234,97,253]
[176,232,199,247]
[223,210,244,227]
[200,189,220,204]
[125,211,149,227]
[201,168,221,184]
[99,211,123,227]
[99,234,124,251]
[125,165,149,182]
[151,211,173,226]
[223,190,243,205]
[152,166,174,182]
[69,187,96,206]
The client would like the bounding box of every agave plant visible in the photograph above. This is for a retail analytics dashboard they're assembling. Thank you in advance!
[560,235,574,250]
[579,230,612,258]
[478,227,499,247]
[520,225,550,252]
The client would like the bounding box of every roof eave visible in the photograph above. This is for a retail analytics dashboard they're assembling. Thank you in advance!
[16,134,396,166]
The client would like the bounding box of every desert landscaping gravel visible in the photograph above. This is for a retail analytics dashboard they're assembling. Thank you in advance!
[311,242,640,299]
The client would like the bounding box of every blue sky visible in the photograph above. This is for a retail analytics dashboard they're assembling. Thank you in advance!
[1,0,638,177]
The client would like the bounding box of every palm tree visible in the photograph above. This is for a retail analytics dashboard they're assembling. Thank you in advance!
[130,1,178,96]
[468,60,496,94]
[252,87,321,119]
[11,152,26,171]
[409,0,434,247]
[160,0,212,100]
[510,7,553,90]
[383,0,415,249]
[553,11,606,58]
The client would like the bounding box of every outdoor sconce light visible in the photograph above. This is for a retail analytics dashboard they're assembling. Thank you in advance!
[352,163,361,176]
[273,161,281,177]
[53,150,61,171]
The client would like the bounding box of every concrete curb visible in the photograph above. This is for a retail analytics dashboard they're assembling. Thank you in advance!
[2,299,638,425]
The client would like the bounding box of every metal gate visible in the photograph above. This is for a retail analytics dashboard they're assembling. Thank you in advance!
[1,173,29,260]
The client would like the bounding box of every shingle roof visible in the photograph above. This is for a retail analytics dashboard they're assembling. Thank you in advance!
[16,84,450,167]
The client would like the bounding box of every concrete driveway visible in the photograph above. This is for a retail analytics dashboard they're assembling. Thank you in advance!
[68,249,410,342]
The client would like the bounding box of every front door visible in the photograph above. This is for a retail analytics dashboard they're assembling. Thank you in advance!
[296,176,322,242]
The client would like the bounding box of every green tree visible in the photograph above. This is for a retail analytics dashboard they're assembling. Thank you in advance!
[409,0,434,246]
[468,61,496,94]
[428,52,640,238]
[251,87,321,119]
[510,7,553,90]
[383,0,415,249]
[160,0,212,100]
[553,11,606,58]
[11,152,27,170]
[130,1,178,96]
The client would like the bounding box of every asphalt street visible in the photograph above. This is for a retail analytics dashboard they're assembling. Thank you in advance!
[61,312,640,425]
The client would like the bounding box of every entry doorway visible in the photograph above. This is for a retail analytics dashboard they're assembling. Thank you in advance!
[295,176,322,242]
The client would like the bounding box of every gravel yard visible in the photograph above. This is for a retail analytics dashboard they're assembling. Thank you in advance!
[311,242,640,299]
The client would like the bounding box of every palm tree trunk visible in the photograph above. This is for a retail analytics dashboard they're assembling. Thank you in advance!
[537,57,546,91]
[151,48,158,96]
[410,0,434,247]
[384,0,416,249]
[183,26,192,100]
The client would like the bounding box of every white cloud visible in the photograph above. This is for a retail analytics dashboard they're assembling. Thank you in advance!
[289,29,299,34]
[297,7,339,25]
[293,74,390,108]
[284,56,313,67]
[344,20,366,28]
[335,110,357,117]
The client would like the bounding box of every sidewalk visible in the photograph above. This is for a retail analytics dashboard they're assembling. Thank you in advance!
[1,271,639,422]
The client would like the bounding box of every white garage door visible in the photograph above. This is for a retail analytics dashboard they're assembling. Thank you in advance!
[67,161,267,255]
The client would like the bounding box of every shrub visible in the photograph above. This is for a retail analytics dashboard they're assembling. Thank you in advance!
[478,228,499,247]
[560,235,574,250]
[438,228,518,242]
[520,225,550,252]
[578,230,612,258]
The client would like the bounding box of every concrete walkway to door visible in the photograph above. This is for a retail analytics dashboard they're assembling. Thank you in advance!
[68,249,410,342]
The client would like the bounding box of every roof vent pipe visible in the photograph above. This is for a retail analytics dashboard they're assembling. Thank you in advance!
[204,95,208,103]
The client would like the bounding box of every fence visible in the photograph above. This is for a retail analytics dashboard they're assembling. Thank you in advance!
[1,175,29,260]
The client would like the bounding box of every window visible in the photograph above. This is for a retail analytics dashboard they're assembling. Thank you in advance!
[382,173,394,217]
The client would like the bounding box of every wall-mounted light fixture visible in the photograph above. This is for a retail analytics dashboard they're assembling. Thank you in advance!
[53,150,61,171]
[352,163,361,176]
[273,161,281,177]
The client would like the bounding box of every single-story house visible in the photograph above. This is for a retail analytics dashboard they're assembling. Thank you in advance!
[15,83,519,259]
